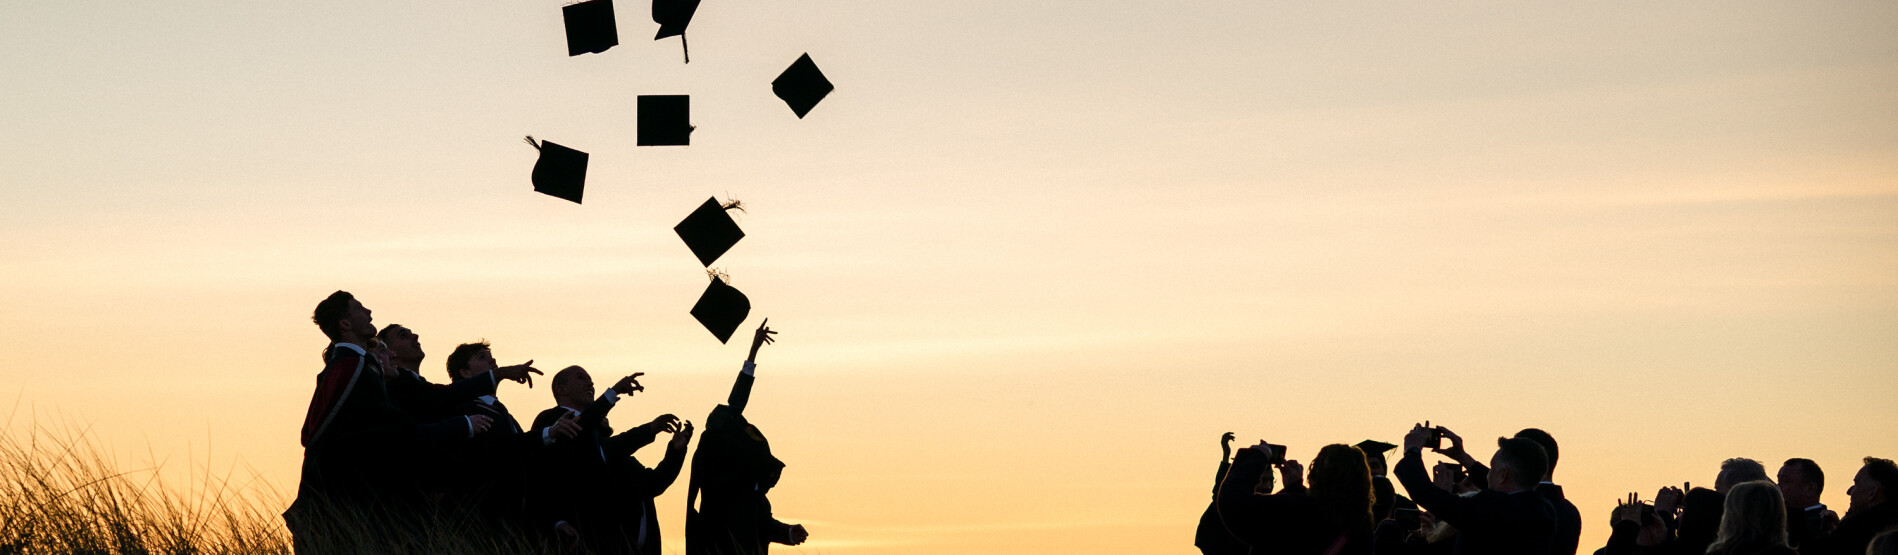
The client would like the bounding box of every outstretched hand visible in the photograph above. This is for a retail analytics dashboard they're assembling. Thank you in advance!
[494,360,543,387]
[747,319,777,363]
[786,523,809,545]
[649,414,683,434]
[1655,484,1686,514]
[669,421,695,449]
[612,373,646,396]
[1220,431,1235,459]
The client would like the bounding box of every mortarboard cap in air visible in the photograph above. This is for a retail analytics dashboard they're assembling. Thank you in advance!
[1355,440,1398,456]
[562,0,619,56]
[525,136,587,204]
[772,53,833,119]
[651,0,700,62]
[674,197,745,266]
[691,273,750,343]
[637,95,693,146]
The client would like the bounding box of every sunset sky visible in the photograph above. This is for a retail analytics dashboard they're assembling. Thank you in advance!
[3,1,1896,553]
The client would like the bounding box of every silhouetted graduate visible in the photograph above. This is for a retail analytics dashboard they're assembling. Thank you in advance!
[288,292,492,552]
[528,367,657,554]
[686,320,809,555]
[435,341,582,537]
[1394,423,1557,555]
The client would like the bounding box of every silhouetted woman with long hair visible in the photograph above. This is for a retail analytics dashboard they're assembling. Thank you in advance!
[1705,480,1795,555]
[1218,442,1376,555]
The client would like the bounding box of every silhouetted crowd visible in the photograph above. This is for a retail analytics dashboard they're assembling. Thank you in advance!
[286,291,808,554]
[1197,426,1898,555]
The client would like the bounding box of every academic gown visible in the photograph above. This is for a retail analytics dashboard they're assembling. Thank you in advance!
[1196,458,1249,555]
[1216,448,1372,555]
[529,393,654,555]
[687,367,794,555]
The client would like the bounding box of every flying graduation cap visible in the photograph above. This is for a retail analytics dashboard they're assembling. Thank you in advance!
[674,197,745,266]
[691,271,751,343]
[637,95,693,146]
[562,0,619,56]
[772,53,833,119]
[525,136,587,204]
[651,0,701,62]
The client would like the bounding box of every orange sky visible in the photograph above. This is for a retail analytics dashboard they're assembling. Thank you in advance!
[3,1,1897,553]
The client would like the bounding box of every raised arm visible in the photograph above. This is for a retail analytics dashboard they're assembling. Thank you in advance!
[728,320,776,413]
[1395,424,1484,530]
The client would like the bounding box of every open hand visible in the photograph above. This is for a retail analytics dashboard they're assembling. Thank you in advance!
[669,421,695,449]
[649,414,682,433]
[747,319,777,362]
[1221,432,1235,458]
[612,373,645,396]
[494,360,543,387]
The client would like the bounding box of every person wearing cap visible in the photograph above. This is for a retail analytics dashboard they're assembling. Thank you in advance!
[287,291,497,552]
[1394,423,1557,555]
[686,320,810,555]
[1429,428,1582,555]
[528,366,666,554]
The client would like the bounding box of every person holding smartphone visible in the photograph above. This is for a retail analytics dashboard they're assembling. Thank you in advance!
[1216,442,1375,554]
[1393,422,1557,555]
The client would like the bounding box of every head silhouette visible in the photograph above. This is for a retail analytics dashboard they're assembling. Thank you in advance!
[446,340,494,381]
[1308,444,1375,535]
[1776,458,1824,509]
[552,366,594,409]
[1488,437,1549,493]
[1706,480,1789,555]
[1718,458,1770,493]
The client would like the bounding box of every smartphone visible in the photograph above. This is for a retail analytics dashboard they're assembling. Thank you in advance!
[1264,443,1288,465]
[1451,466,1467,484]
[1428,428,1445,450]
[1394,507,1421,530]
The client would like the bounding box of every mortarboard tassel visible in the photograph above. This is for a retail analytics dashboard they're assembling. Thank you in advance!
[524,135,542,150]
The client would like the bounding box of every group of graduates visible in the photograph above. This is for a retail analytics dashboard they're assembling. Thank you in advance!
[285,290,810,554]
[1197,424,1898,555]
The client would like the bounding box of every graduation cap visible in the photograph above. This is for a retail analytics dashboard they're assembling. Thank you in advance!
[772,53,833,119]
[674,197,745,266]
[637,95,693,146]
[1355,440,1398,456]
[690,272,750,343]
[651,0,701,62]
[562,0,619,56]
[525,136,587,204]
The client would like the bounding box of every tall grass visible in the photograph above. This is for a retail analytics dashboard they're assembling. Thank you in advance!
[0,419,567,554]
[0,418,289,554]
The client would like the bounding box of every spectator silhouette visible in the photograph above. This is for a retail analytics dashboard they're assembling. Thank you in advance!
[1436,428,1582,555]
[1197,432,1250,555]
[1393,423,1556,555]
[1777,457,1835,548]
[1705,480,1795,555]
[686,320,810,555]
[1217,442,1374,554]
[1802,457,1898,555]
